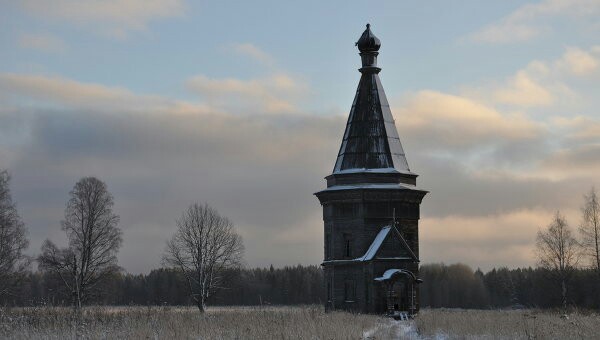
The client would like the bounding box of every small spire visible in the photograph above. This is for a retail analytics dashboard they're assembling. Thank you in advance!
[356,23,381,52]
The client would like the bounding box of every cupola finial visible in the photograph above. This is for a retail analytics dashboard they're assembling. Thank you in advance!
[356,23,381,52]
[356,23,381,71]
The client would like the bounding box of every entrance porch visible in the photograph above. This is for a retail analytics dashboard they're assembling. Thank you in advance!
[375,269,420,317]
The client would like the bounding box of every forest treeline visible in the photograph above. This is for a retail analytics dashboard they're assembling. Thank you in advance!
[3,265,325,307]
[419,263,600,309]
[2,263,599,309]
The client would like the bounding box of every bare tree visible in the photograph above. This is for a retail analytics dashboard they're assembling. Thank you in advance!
[536,211,580,310]
[0,170,31,297]
[579,187,600,272]
[163,203,244,312]
[38,177,122,308]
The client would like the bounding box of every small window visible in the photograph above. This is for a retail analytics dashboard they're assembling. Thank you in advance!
[344,280,355,302]
[325,234,331,259]
[327,281,332,302]
[343,233,352,258]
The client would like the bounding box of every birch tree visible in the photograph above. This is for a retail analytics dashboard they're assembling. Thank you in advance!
[536,211,580,310]
[579,187,600,272]
[38,177,122,308]
[0,170,30,297]
[163,203,244,312]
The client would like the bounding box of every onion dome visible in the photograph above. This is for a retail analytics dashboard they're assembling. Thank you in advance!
[355,23,381,52]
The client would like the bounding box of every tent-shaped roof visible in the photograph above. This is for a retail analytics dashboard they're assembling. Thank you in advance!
[333,24,412,175]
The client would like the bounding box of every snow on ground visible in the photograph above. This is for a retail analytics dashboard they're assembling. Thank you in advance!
[363,319,423,339]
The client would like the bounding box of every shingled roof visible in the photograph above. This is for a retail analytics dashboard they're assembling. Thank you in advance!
[333,24,411,175]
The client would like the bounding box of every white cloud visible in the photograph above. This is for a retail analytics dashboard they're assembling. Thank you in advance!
[0,73,209,114]
[463,46,600,109]
[470,0,600,44]
[18,33,67,53]
[492,70,554,107]
[201,44,302,113]
[19,0,185,38]
[395,90,542,149]
[471,23,542,44]
[186,74,308,114]
[230,43,275,67]
[552,115,600,140]
[556,47,599,76]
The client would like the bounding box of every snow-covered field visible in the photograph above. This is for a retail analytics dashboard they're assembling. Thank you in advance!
[1,306,598,339]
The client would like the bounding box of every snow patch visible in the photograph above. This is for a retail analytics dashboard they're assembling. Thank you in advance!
[363,319,422,339]
[321,183,419,192]
[334,167,400,174]
[396,320,421,339]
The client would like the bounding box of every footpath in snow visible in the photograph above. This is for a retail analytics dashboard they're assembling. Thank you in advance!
[363,319,421,339]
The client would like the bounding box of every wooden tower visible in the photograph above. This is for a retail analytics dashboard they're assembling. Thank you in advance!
[315,24,427,316]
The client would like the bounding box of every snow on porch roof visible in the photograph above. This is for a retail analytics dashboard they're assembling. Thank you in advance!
[374,269,416,281]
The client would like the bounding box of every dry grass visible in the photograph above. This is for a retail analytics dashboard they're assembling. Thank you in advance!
[2,306,599,339]
[0,305,382,339]
[415,308,600,339]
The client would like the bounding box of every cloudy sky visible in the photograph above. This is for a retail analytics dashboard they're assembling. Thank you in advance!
[1,0,599,273]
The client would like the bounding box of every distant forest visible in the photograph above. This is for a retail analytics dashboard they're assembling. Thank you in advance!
[2,263,599,310]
